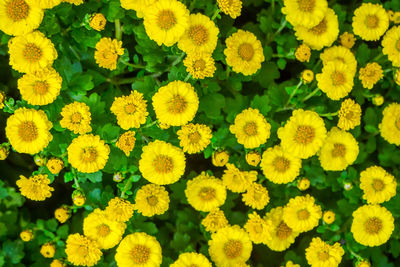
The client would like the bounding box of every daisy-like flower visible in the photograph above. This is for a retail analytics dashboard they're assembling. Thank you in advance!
[320,45,357,75]
[340,32,356,49]
[116,131,136,157]
[171,252,212,267]
[295,44,311,62]
[120,0,156,18]
[16,174,54,201]
[229,108,271,149]
[359,166,397,204]
[94,37,124,70]
[222,163,257,193]
[177,123,212,154]
[134,183,170,216]
[217,0,242,19]
[65,233,102,267]
[183,52,216,79]
[379,103,400,145]
[352,3,389,41]
[105,197,134,222]
[89,13,106,31]
[60,102,92,134]
[359,62,383,89]
[305,237,344,267]
[202,208,229,232]
[242,183,270,210]
[282,0,328,28]
[244,212,272,244]
[382,26,400,67]
[338,99,362,131]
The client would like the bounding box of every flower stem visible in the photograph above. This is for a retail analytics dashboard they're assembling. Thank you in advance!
[115,19,122,40]
[318,111,338,117]
[285,80,303,107]
[211,8,220,20]
[302,87,320,102]
[120,177,132,198]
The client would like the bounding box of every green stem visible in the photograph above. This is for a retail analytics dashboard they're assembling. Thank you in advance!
[142,120,158,129]
[226,66,231,79]
[302,87,320,102]
[285,80,303,107]
[72,170,80,189]
[189,0,197,11]
[184,73,191,82]
[116,77,137,85]
[211,8,220,20]
[120,60,145,69]
[318,111,338,117]
[120,177,133,198]
[115,19,122,40]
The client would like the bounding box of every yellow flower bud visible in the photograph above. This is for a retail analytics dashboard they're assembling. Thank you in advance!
[339,32,356,49]
[113,172,125,182]
[372,95,384,106]
[211,150,229,167]
[323,210,336,224]
[0,91,5,109]
[34,155,46,167]
[245,151,261,166]
[0,145,9,160]
[89,13,106,31]
[50,259,67,267]
[297,177,310,191]
[301,69,314,84]
[295,44,311,62]
[72,190,86,206]
[46,158,64,174]
[40,242,56,258]
[55,206,70,223]
[20,229,34,242]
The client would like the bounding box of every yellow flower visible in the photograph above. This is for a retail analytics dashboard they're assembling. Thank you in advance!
[63,0,84,5]
[116,131,136,156]
[297,177,310,191]
[40,242,56,258]
[242,183,269,210]
[245,151,261,166]
[120,0,156,18]
[277,109,327,159]
[94,37,124,70]
[113,172,125,182]
[340,32,356,49]
[183,52,216,79]
[229,108,271,149]
[34,155,46,166]
[222,163,257,193]
[264,207,299,252]
[283,194,322,232]
[395,69,400,85]
[65,233,102,267]
[46,158,64,174]
[89,13,106,31]
[38,0,61,9]
[282,0,328,28]
[382,26,400,67]
[305,237,344,267]
[72,190,86,206]
[359,62,383,89]
[294,8,339,51]
[139,140,186,185]
[0,145,9,160]
[360,166,397,204]
[67,134,110,173]
[20,229,33,242]
[115,232,162,267]
[318,127,359,171]
[261,145,302,184]
[143,0,189,46]
[244,212,272,244]
[379,103,400,145]
[202,208,229,232]
[134,183,170,216]
[284,261,301,267]
[373,95,384,106]
[54,206,70,223]
[8,31,57,73]
[323,210,335,224]
[208,225,252,267]
[295,44,311,62]
[152,80,199,126]
[105,197,134,222]
[338,99,362,131]
[83,209,127,250]
[60,101,92,134]
[351,204,394,247]
[17,174,53,201]
[177,123,212,154]
[178,13,219,54]
[185,173,226,212]
[224,30,265,76]
[171,252,212,267]
[0,0,44,36]
[0,91,5,109]
[357,260,371,267]
[320,45,357,75]
[217,0,242,19]
[301,69,314,84]
[50,259,66,267]
[352,3,389,41]
[212,150,229,167]
[110,90,148,130]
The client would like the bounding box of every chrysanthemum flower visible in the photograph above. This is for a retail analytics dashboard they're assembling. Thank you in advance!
[8,31,58,73]
[244,212,272,244]
[379,103,400,145]
[301,69,314,84]
[143,0,189,46]
[116,131,136,156]
[120,0,156,18]
[352,3,389,41]
[245,151,261,166]
[217,0,242,19]
[37,0,61,9]
[320,45,357,75]
[152,81,199,126]
[222,163,257,193]
[60,102,92,134]
[359,62,383,89]
[134,183,170,216]
[297,177,310,191]
[16,174,54,201]
[224,30,265,76]
[115,232,162,266]
[323,210,335,224]
[229,108,271,149]
[351,204,394,247]
[105,197,134,222]
[65,233,102,267]
[40,242,56,258]
[208,226,252,267]
[6,108,53,155]
[282,0,328,28]
[242,183,270,210]
[212,150,229,167]
[373,95,384,106]
[54,206,70,223]
[177,123,212,154]
[338,99,362,131]
[340,32,356,49]
[139,140,186,185]
[94,37,124,70]
[202,208,229,232]
[67,134,110,173]
[359,166,397,204]
[382,26,400,67]
[295,44,311,62]
[89,13,106,31]
[305,237,344,267]
[171,252,212,267]
[183,52,216,79]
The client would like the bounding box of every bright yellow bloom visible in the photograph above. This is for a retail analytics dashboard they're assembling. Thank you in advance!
[65,233,102,267]
[0,91,5,109]
[242,183,269,210]
[301,69,314,84]
[323,210,335,224]
[143,0,189,46]
[217,0,242,19]
[352,3,389,41]
[171,252,212,267]
[229,108,271,149]
[139,140,186,185]
[60,101,92,134]
[67,134,110,173]
[357,260,371,267]
[83,209,126,249]
[8,31,57,73]
[152,81,199,126]
[116,131,136,156]
[89,13,106,31]
[396,69,400,85]
[382,26,400,67]
[379,103,400,145]
[50,259,66,267]
[113,172,125,182]
[245,151,261,166]
[305,237,344,267]
[282,0,328,28]
[46,158,64,174]
[298,177,310,191]
[115,232,162,267]
[72,190,86,206]
[20,229,33,242]
[360,166,397,204]
[284,261,301,267]
[224,30,265,76]
[244,212,272,244]
[222,163,257,193]
[34,155,46,166]
[212,150,229,167]
[338,98,361,130]
[105,197,134,222]
[6,108,52,155]
[17,174,53,201]
[351,204,394,247]
[63,0,84,5]
[0,146,9,160]
[120,0,156,18]
[177,123,212,154]
[373,95,384,106]
[261,145,302,184]
[110,90,148,130]
[94,37,124,70]
[134,183,170,216]
[359,62,383,89]
[295,44,311,62]
[18,67,62,106]
[294,8,339,50]
[183,52,216,79]
[54,206,70,223]
[208,225,252,267]
[38,0,61,9]
[40,242,55,258]
[320,45,357,75]
[340,32,356,49]
[202,208,229,232]
[277,109,327,159]
[0,0,44,36]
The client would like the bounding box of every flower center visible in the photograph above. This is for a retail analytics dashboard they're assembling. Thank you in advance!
[273,156,290,173]
[294,125,315,145]
[152,155,174,173]
[18,121,38,142]
[318,250,330,261]
[365,15,379,29]
[6,0,29,22]
[146,195,159,206]
[71,112,82,123]
[297,209,310,220]
[372,179,385,192]
[297,0,315,12]
[344,110,354,120]
[254,224,264,233]
[198,187,216,201]
[188,25,209,46]
[157,9,176,30]
[124,103,136,114]
[188,131,201,144]
[193,59,206,71]
[238,43,255,61]
[97,224,110,237]
[223,240,242,259]
[310,19,327,35]
[81,147,98,163]
[331,71,346,86]
[168,94,187,114]
[364,217,383,234]
[276,221,292,239]
[23,43,43,63]
[131,245,150,264]
[395,118,400,130]
[33,81,49,95]
[243,121,258,136]
[331,143,346,158]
